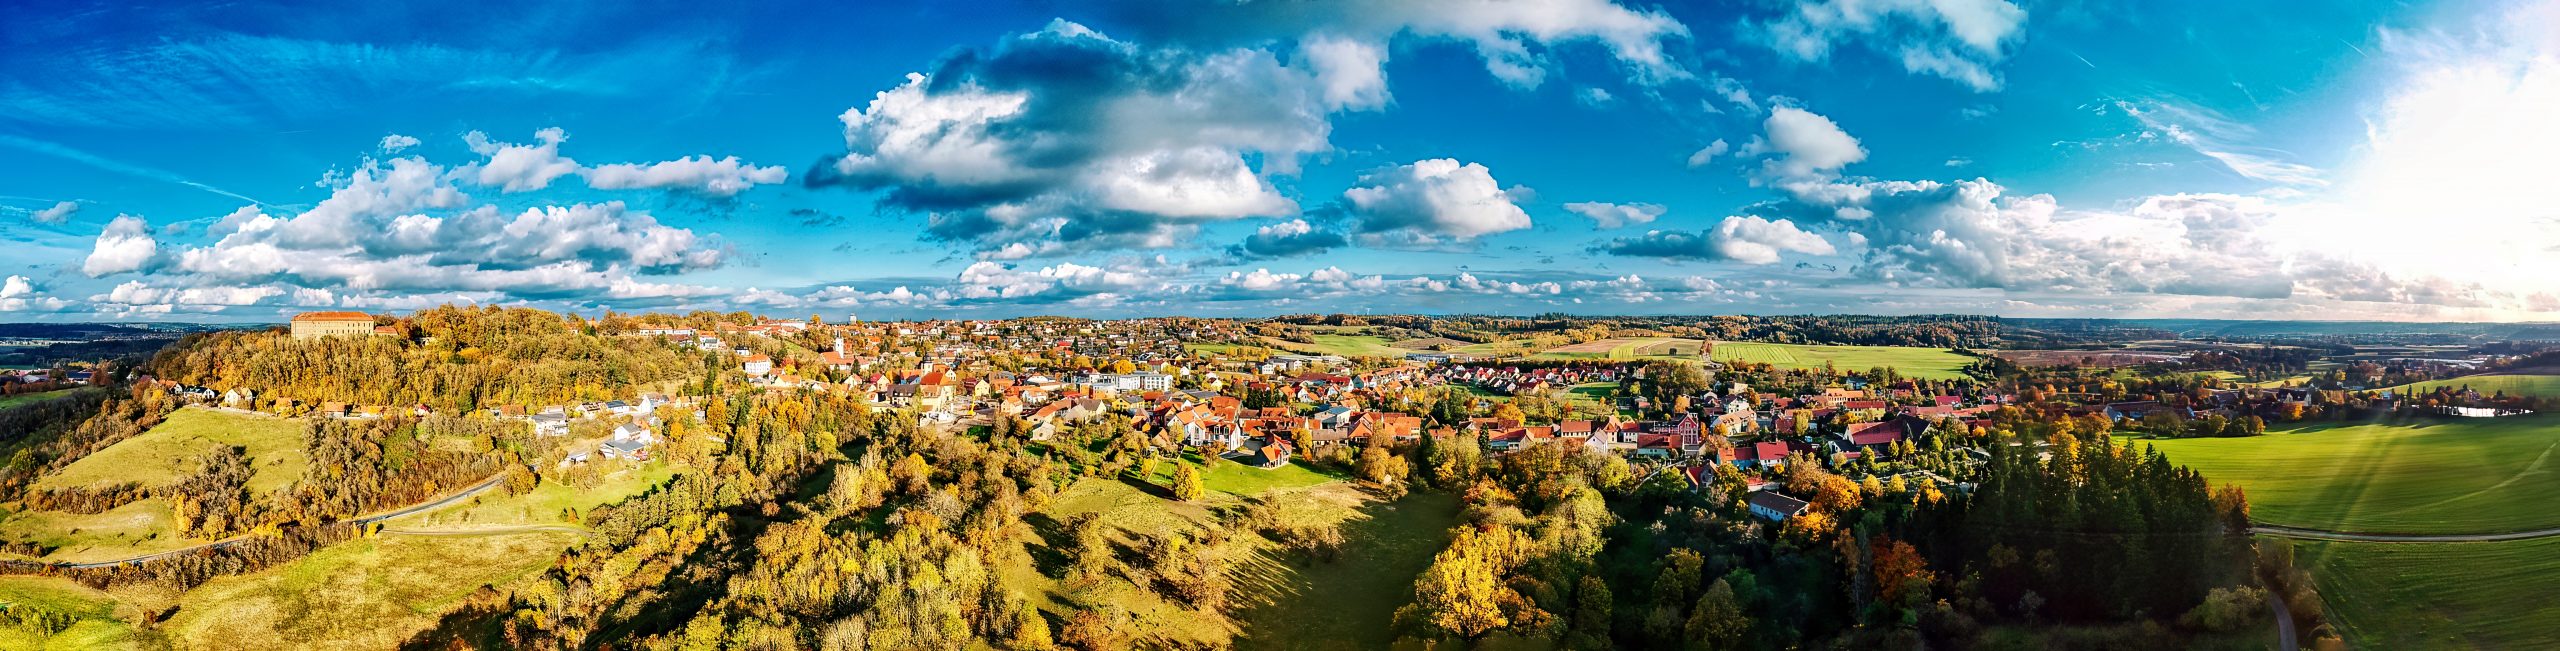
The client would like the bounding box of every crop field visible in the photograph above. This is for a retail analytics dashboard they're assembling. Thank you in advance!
[1992,349,2183,367]
[1710,342,1976,380]
[1529,337,1704,361]
[1269,334,1420,358]
[2389,373,2560,399]
[2286,537,2560,649]
[36,406,308,496]
[2143,415,2560,534]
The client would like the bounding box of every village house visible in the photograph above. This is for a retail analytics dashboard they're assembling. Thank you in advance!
[1747,491,1810,521]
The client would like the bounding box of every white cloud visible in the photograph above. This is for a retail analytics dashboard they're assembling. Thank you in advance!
[1761,107,1867,180]
[0,275,72,312]
[1685,139,1730,168]
[1752,0,2026,91]
[30,201,79,224]
[1302,34,1390,110]
[1564,201,1665,228]
[379,134,421,152]
[83,214,157,276]
[1345,158,1533,244]
[1591,216,1834,264]
[458,127,579,192]
[2113,99,2324,187]
[582,155,788,198]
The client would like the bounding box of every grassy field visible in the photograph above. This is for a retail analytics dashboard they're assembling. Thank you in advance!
[2287,537,2560,649]
[1710,342,1975,380]
[0,498,207,563]
[0,388,92,411]
[2390,374,2560,398]
[1233,489,1462,651]
[404,460,681,529]
[0,576,147,649]
[161,530,575,649]
[1143,456,1341,499]
[1008,473,1455,651]
[1184,342,1276,357]
[36,407,308,496]
[2143,415,2560,534]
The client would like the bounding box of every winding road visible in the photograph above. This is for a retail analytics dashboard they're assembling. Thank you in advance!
[25,473,510,570]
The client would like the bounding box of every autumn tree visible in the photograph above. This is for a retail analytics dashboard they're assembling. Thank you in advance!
[1171,463,1206,502]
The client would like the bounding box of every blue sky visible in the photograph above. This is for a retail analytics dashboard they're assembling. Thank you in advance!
[3,0,2554,322]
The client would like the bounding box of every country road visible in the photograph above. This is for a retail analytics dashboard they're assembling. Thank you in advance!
[2249,523,2560,543]
[382,525,589,538]
[2266,586,2298,651]
[33,473,509,569]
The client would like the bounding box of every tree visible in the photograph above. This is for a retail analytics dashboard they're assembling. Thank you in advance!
[1008,606,1054,650]
[1571,575,1615,648]
[1171,463,1206,502]
[1682,579,1750,651]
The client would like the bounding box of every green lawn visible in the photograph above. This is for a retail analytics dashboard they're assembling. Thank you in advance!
[2390,374,2560,399]
[2144,415,2560,534]
[35,407,308,496]
[2287,536,2560,649]
[1709,342,1975,380]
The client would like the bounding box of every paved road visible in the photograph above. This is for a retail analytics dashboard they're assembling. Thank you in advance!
[2249,523,2560,543]
[2266,587,2298,651]
[382,525,590,538]
[20,473,507,570]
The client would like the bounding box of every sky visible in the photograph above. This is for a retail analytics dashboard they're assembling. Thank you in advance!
[2,0,2555,323]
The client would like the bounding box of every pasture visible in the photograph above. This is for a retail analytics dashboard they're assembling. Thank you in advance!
[0,498,205,563]
[0,576,144,649]
[2390,373,2560,399]
[1528,337,1704,361]
[2287,536,2560,649]
[1270,334,1419,358]
[36,407,308,496]
[2143,415,2560,534]
[1710,342,1975,380]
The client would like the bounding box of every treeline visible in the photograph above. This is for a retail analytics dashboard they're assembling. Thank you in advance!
[149,305,704,412]
[2,386,172,500]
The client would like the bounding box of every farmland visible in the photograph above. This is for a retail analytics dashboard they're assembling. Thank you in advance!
[2285,537,2560,649]
[1527,337,1703,361]
[1268,334,1420,358]
[2143,415,2560,534]
[1710,342,1976,380]
[35,406,308,496]
[2389,373,2560,399]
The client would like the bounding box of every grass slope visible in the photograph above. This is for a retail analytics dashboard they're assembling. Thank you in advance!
[36,407,307,496]
[1272,334,1420,358]
[1710,342,1974,380]
[2389,374,2560,399]
[2288,536,2560,649]
[0,576,145,650]
[0,388,90,411]
[403,461,681,529]
[1232,489,1462,651]
[0,498,206,563]
[161,531,575,649]
[2144,415,2560,534]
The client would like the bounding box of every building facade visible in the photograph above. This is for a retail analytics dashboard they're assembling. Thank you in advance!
[290,311,378,340]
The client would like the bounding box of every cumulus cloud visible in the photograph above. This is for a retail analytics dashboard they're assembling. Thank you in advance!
[458,127,579,192]
[83,214,157,276]
[1344,159,1532,245]
[1230,219,1348,259]
[809,22,1317,255]
[1759,107,1867,183]
[1751,0,2027,91]
[582,155,788,198]
[1564,201,1664,229]
[1593,216,1834,264]
[1302,34,1391,110]
[0,275,73,312]
[379,134,421,152]
[29,200,79,225]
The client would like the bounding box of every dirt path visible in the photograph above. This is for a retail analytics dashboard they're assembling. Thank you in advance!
[2266,587,2298,651]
